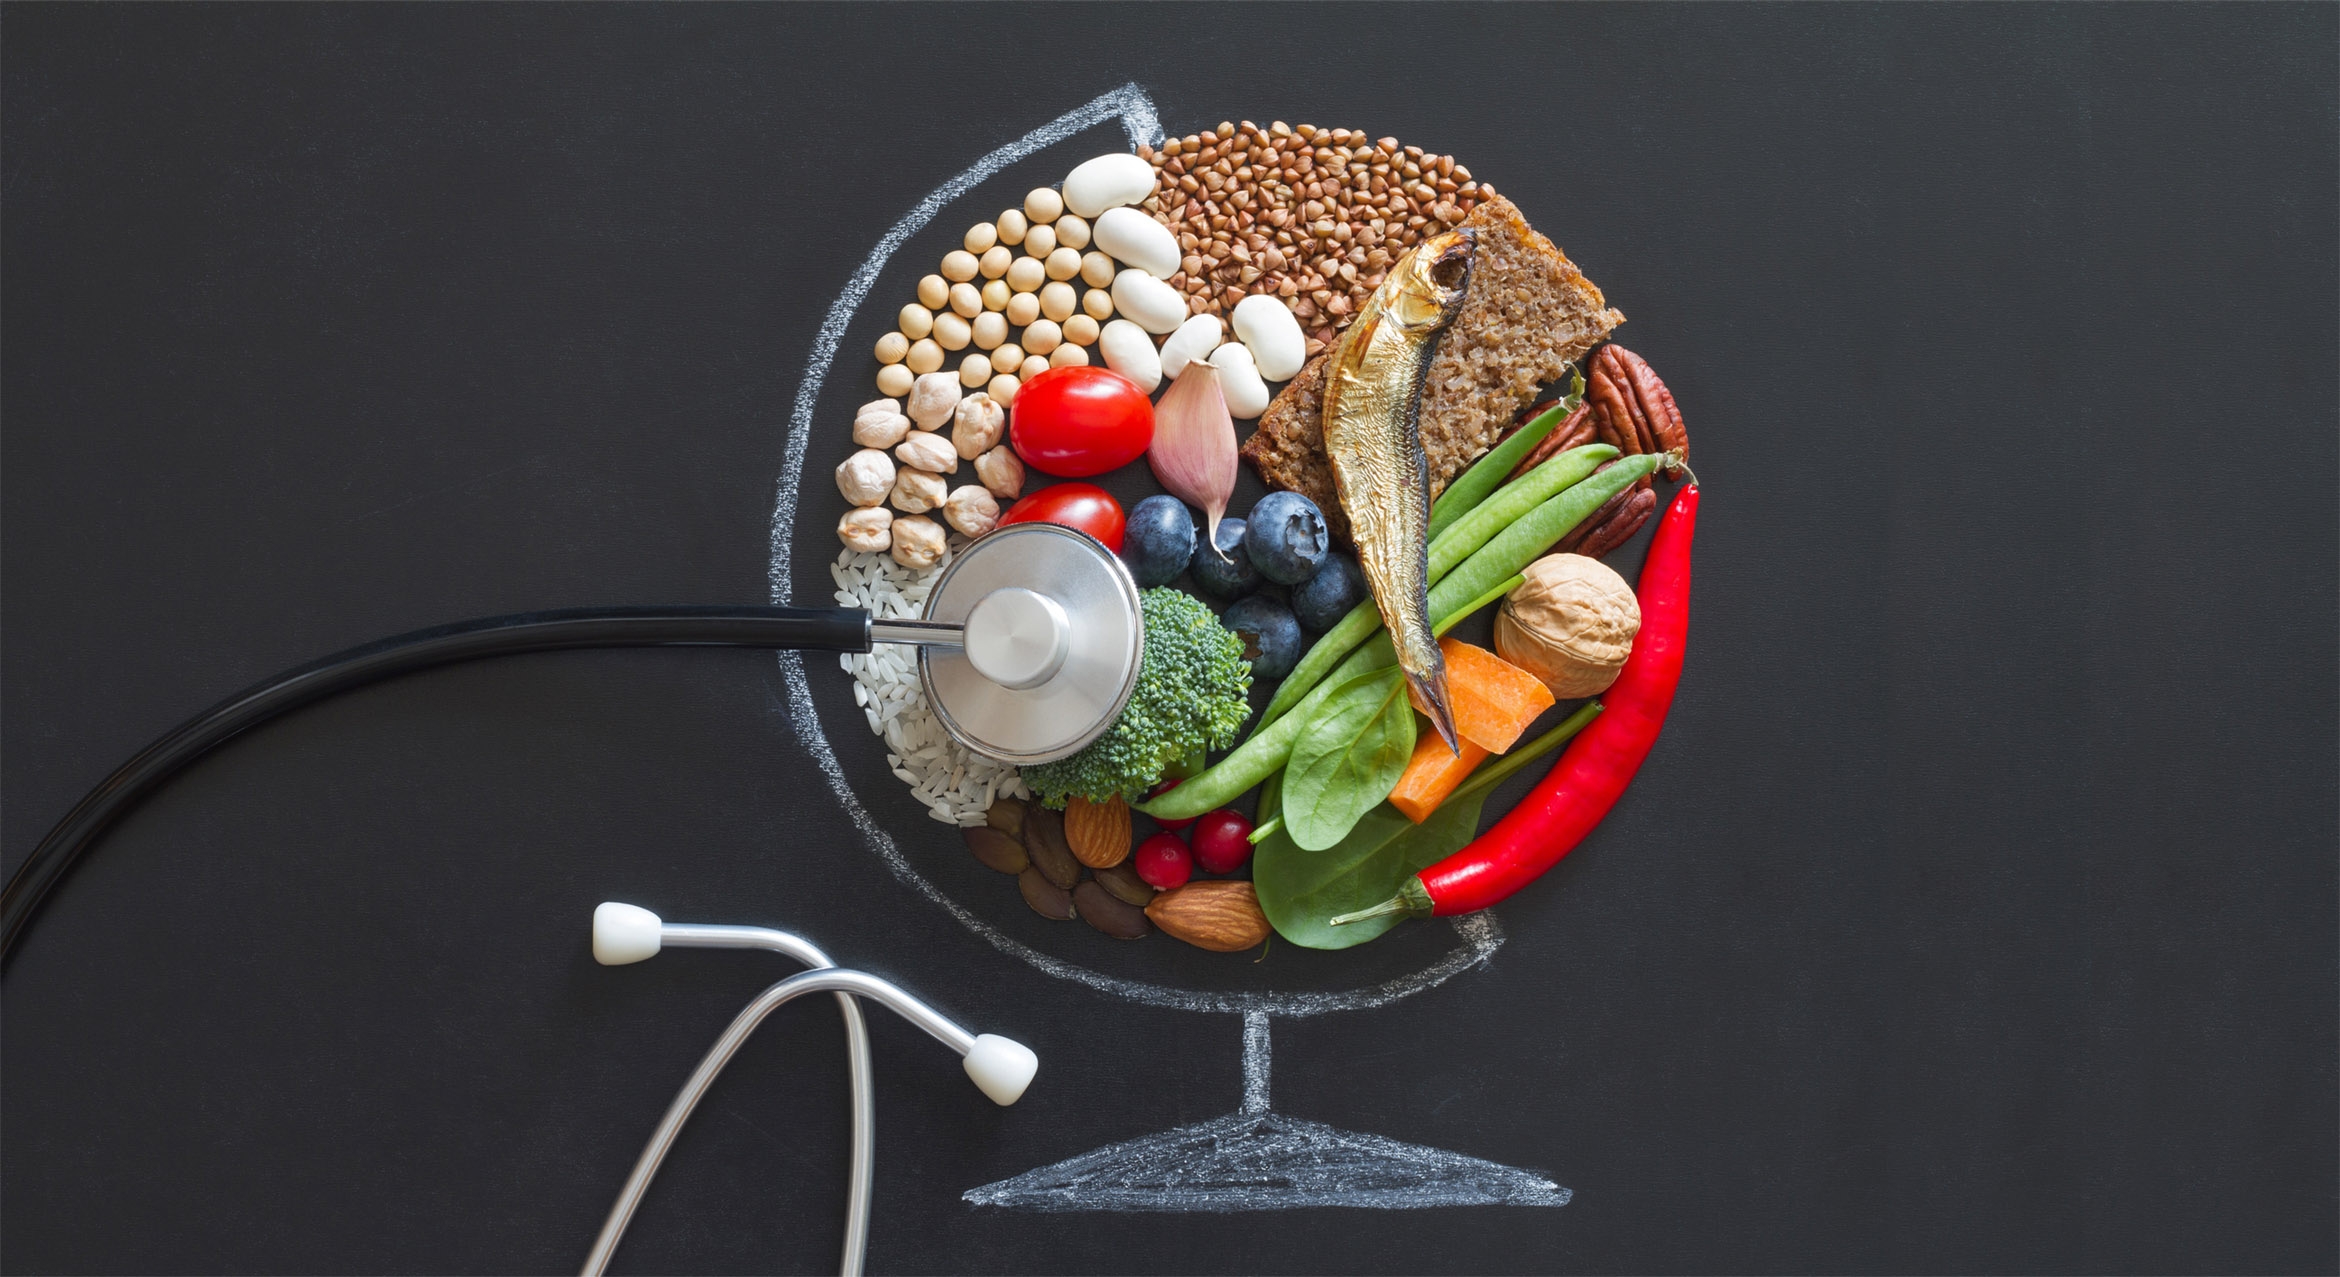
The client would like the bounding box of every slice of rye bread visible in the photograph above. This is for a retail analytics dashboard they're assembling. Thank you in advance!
[1240,195,1625,544]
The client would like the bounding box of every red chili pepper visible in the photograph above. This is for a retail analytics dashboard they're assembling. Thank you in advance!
[1333,479,1698,925]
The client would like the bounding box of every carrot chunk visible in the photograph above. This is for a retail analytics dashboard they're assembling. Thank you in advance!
[1407,638,1557,754]
[1389,733,1492,823]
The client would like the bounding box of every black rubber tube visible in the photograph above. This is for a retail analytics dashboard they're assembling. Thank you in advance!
[0,605,874,963]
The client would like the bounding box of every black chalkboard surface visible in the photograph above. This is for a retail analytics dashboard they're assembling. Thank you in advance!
[4,5,2334,1273]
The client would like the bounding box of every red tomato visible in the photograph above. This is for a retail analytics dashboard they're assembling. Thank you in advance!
[998,483,1126,553]
[1010,366,1153,477]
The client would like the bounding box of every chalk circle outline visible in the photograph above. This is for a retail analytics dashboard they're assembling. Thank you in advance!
[765,83,1503,1017]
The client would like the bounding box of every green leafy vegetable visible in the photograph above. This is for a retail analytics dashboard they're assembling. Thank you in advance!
[1255,702,1602,948]
[1021,588,1251,806]
[1282,665,1416,850]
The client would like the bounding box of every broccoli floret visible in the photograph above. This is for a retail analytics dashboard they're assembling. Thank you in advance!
[1022,588,1251,807]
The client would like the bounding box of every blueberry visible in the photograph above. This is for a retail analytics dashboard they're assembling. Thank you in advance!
[1120,495,1196,587]
[1289,552,1366,631]
[1190,516,1261,599]
[1219,595,1306,681]
[1242,491,1331,585]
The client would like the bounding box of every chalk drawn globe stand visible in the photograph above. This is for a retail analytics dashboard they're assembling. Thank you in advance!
[768,85,1569,1211]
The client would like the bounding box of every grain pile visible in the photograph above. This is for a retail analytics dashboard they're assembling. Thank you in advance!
[1240,195,1626,543]
[1138,121,1493,357]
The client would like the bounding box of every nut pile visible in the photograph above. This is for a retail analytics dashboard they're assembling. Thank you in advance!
[965,793,1274,951]
[1139,121,1493,358]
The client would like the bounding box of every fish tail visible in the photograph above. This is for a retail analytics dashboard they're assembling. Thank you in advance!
[1406,669,1463,756]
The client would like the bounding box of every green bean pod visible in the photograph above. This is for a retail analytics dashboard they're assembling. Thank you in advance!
[1427,394,1577,542]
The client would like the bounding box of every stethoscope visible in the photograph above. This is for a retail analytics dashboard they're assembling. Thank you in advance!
[0,522,1139,1271]
[581,902,1036,1276]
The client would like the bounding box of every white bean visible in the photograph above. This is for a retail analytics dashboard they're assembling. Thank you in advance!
[1110,269,1186,334]
[1208,341,1271,419]
[1098,319,1162,393]
[1231,294,1309,381]
[1158,313,1224,379]
[1062,152,1157,219]
[1092,207,1180,279]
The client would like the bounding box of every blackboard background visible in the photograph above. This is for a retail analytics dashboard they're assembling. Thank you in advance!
[4,4,2334,1273]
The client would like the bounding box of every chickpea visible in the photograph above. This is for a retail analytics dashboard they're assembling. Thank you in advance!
[1080,251,1117,288]
[838,506,893,554]
[917,274,950,310]
[1006,255,1046,293]
[1054,214,1090,251]
[989,343,1024,375]
[890,514,947,569]
[963,221,998,254]
[942,484,1001,538]
[905,338,945,373]
[835,448,896,506]
[1018,354,1050,381]
[948,281,982,319]
[1021,319,1062,355]
[971,311,1007,350]
[995,208,1028,246]
[1038,281,1078,322]
[1082,288,1116,321]
[986,373,1020,406]
[951,392,1005,458]
[1048,343,1090,368]
[981,278,1011,311]
[958,352,992,387]
[898,303,934,340]
[1061,313,1100,346]
[875,363,915,398]
[940,250,979,283]
[1045,247,1083,282]
[931,312,971,351]
[1024,187,1064,224]
[978,245,1012,279]
[1023,223,1058,259]
[1004,291,1041,327]
[975,444,1025,500]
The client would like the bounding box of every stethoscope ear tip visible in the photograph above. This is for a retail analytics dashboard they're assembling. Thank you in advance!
[963,1034,1038,1106]
[593,902,663,965]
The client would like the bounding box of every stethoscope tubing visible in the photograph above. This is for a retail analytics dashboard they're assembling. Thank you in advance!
[610,924,877,1277]
[583,966,979,1276]
[0,604,888,961]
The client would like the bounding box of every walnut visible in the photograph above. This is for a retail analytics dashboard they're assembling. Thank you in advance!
[952,392,1006,459]
[907,371,960,431]
[890,514,947,569]
[974,445,1025,500]
[889,467,947,514]
[853,408,912,449]
[835,448,896,507]
[1493,553,1641,699]
[942,484,1000,538]
[894,430,959,475]
[837,506,893,553]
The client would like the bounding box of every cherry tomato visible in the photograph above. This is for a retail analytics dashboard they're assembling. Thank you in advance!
[1190,809,1255,874]
[1133,832,1193,890]
[1010,366,1153,477]
[998,483,1125,553]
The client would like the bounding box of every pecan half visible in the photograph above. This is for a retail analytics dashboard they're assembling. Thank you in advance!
[1554,461,1637,555]
[1586,363,1638,456]
[1594,344,1688,469]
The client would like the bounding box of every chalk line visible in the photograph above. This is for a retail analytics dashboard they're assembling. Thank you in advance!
[765,83,1505,1018]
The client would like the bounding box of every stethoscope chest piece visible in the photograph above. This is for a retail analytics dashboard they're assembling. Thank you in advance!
[918,522,1142,765]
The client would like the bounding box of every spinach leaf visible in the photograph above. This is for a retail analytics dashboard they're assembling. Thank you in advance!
[1255,703,1604,949]
[1282,665,1416,850]
[1254,790,1483,949]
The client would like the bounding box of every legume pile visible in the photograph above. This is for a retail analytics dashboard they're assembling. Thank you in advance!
[1137,120,1494,359]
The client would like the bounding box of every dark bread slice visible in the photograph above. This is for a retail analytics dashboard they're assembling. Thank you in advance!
[1240,195,1624,543]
